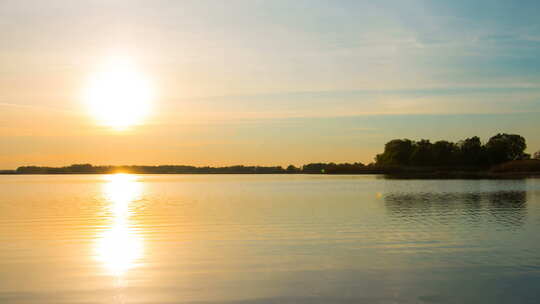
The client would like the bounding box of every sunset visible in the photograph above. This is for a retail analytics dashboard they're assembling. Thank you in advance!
[1,1,540,168]
[1,1,540,303]
[83,56,153,129]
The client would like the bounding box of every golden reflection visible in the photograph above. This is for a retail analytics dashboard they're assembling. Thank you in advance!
[94,174,144,275]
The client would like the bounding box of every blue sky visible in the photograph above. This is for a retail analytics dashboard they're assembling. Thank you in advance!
[0,0,539,167]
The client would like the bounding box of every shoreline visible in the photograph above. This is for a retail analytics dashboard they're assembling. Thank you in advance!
[2,171,540,179]
[3,160,540,179]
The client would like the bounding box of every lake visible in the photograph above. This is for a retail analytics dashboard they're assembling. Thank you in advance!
[1,174,539,303]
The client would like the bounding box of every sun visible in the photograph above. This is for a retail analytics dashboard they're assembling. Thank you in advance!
[84,57,153,130]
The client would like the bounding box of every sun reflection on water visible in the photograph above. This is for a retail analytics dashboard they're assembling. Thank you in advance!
[94,174,144,276]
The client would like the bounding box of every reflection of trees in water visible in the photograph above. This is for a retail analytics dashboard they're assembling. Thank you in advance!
[486,191,527,227]
[384,190,527,228]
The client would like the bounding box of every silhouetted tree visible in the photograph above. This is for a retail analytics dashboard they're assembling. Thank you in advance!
[376,139,414,165]
[458,136,487,166]
[409,139,433,166]
[66,164,94,173]
[302,163,328,174]
[485,133,527,164]
[375,133,529,168]
[432,140,458,166]
[286,165,300,173]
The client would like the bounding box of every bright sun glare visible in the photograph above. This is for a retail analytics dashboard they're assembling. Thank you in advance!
[95,174,144,275]
[84,57,153,130]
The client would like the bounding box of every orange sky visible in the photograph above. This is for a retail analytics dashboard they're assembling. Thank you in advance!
[1,1,539,168]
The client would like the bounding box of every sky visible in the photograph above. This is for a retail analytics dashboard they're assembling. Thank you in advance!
[1,0,539,168]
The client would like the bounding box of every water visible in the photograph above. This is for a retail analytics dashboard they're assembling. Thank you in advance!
[1,174,540,304]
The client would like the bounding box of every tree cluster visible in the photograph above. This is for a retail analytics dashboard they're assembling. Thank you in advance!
[375,133,528,167]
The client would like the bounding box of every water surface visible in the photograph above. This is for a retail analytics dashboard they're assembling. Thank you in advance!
[1,174,539,303]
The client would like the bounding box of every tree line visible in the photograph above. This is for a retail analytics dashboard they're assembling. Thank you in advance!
[15,163,371,174]
[16,164,287,174]
[375,133,530,167]
[11,133,539,174]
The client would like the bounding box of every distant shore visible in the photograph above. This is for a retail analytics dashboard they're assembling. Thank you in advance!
[3,133,538,178]
[2,160,540,179]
